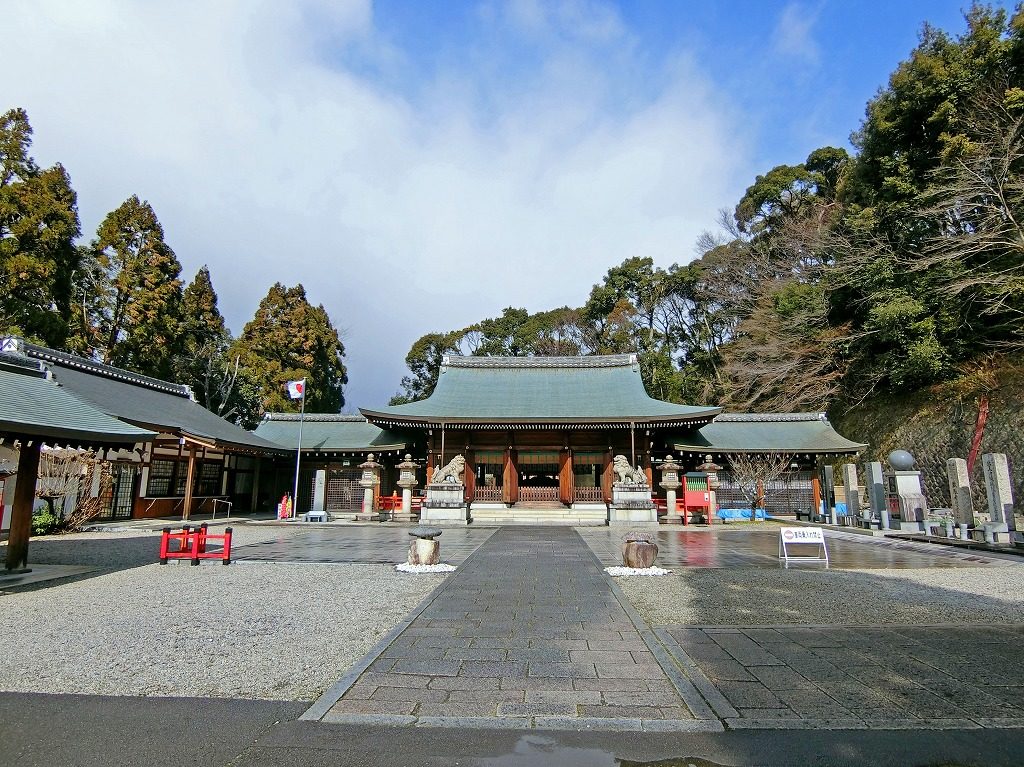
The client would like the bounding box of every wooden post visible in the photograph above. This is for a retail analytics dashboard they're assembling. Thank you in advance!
[464,448,475,503]
[811,476,822,520]
[502,447,519,505]
[5,441,41,572]
[183,443,197,521]
[558,449,574,506]
[250,457,261,513]
[601,449,613,504]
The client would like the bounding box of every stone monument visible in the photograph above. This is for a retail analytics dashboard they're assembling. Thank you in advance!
[659,455,682,524]
[946,457,974,531]
[864,460,890,530]
[841,463,861,522]
[981,452,1016,544]
[422,454,469,525]
[609,455,656,525]
[885,450,928,532]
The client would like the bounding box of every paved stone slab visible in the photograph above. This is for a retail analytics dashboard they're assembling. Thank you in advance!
[321,527,703,727]
[661,624,1024,729]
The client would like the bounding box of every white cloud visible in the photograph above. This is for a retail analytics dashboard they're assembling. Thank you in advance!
[3,0,750,408]
[771,2,821,64]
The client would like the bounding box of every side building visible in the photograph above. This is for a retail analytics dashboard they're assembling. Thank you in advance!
[8,338,285,521]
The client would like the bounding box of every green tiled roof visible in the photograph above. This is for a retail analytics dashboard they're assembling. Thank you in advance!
[255,414,410,453]
[671,413,866,456]
[21,342,284,453]
[362,355,720,428]
[0,354,156,447]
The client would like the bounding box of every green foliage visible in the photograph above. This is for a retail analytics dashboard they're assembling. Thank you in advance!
[233,283,347,414]
[0,108,81,347]
[31,507,61,536]
[81,196,184,378]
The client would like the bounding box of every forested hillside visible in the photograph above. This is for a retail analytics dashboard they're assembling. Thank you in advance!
[390,5,1024,476]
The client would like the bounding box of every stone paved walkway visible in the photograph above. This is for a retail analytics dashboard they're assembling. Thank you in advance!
[319,527,715,730]
[657,624,1024,729]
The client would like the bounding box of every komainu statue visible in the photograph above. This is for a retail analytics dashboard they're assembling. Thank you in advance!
[613,455,647,485]
[431,454,466,484]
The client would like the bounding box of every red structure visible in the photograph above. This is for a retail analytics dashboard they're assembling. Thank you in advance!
[159,524,233,565]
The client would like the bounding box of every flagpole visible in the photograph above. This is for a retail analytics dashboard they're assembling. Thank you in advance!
[291,379,306,518]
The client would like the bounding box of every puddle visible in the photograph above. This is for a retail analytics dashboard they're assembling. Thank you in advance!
[473,737,734,767]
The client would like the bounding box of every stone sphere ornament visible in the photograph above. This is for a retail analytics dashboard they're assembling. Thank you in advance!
[621,530,659,569]
[887,450,916,471]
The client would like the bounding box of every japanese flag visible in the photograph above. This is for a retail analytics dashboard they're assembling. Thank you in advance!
[286,379,305,399]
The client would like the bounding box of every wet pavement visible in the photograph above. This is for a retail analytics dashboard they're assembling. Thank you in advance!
[317,527,718,730]
[578,527,1010,569]
[231,526,496,565]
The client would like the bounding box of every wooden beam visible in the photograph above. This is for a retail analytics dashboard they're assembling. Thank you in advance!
[5,441,41,572]
[558,449,573,506]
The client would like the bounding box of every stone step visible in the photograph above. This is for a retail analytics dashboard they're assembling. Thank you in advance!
[470,507,607,527]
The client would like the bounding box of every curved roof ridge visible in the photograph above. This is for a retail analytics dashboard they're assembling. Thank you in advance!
[443,354,636,369]
[23,342,192,398]
[263,413,365,423]
[716,412,827,423]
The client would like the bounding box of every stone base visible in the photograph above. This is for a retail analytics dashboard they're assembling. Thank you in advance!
[420,505,470,525]
[609,506,658,525]
[391,511,420,523]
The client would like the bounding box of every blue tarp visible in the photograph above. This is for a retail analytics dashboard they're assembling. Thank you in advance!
[717,508,766,521]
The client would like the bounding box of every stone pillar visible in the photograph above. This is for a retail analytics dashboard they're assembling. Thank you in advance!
[312,469,326,512]
[396,454,420,522]
[358,453,382,519]
[822,465,836,525]
[865,461,889,530]
[841,463,860,521]
[946,458,974,527]
[982,453,1015,534]
[659,455,682,524]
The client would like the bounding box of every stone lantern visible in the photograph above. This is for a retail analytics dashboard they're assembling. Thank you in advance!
[659,455,682,524]
[358,453,382,518]
[696,455,722,519]
[396,454,420,522]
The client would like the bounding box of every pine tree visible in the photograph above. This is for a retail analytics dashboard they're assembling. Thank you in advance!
[85,196,184,378]
[232,283,347,414]
[0,108,81,347]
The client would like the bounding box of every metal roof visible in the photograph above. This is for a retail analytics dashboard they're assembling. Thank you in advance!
[361,354,720,428]
[670,413,866,456]
[20,342,285,454]
[0,353,156,447]
[255,414,410,453]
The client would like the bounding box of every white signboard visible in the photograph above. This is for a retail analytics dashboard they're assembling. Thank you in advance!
[779,526,829,565]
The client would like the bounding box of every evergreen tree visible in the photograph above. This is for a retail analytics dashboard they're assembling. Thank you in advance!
[0,108,81,347]
[233,283,347,414]
[83,196,184,378]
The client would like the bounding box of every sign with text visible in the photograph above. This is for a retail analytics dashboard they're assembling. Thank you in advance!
[779,526,829,565]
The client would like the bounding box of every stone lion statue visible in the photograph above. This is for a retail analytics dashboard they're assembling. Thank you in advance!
[612,455,647,485]
[431,454,466,484]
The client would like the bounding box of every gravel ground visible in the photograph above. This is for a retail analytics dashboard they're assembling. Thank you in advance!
[618,564,1024,626]
[0,527,446,700]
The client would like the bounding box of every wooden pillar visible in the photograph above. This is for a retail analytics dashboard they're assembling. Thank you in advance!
[811,476,822,520]
[426,432,435,480]
[558,449,574,506]
[5,440,41,572]
[601,448,613,504]
[464,448,476,503]
[502,447,519,505]
[183,443,197,521]
[250,457,261,513]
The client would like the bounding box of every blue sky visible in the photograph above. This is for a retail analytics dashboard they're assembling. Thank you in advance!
[2,1,1015,408]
